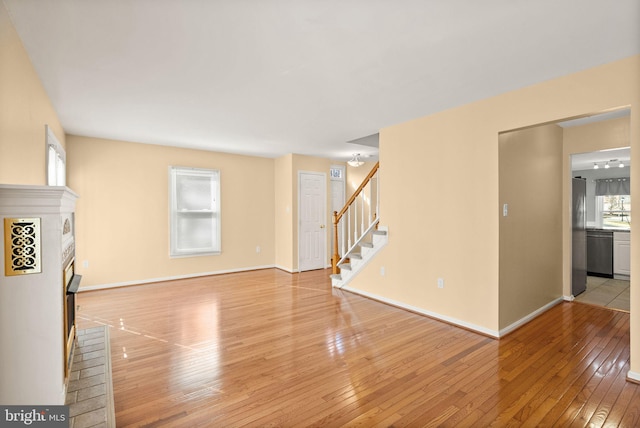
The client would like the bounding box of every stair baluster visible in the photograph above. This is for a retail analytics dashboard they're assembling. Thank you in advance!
[332,162,380,274]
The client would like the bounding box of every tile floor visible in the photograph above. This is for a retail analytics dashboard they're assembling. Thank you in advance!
[65,326,115,428]
[574,276,630,311]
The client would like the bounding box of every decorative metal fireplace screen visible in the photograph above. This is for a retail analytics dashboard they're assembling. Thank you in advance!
[4,217,41,276]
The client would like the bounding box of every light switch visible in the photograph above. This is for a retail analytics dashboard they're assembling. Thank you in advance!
[503,204,508,217]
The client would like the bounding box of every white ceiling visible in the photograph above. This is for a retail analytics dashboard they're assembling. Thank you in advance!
[4,0,640,161]
[572,147,631,171]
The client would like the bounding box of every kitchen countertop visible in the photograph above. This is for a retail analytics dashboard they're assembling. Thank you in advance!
[587,228,630,232]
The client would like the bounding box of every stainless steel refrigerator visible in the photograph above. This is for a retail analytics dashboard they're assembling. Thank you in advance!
[572,178,587,296]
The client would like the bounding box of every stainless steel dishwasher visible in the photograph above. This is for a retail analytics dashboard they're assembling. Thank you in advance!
[586,229,613,277]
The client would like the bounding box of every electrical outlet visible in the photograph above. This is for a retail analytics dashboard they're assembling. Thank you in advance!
[437,278,444,288]
[256,246,261,253]
[83,260,89,268]
[380,266,385,276]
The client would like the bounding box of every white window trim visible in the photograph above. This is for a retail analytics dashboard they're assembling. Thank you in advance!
[169,166,221,257]
[330,165,345,181]
[595,196,604,228]
[45,125,66,186]
[596,194,631,229]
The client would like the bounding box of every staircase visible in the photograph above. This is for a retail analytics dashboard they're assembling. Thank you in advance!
[331,162,387,288]
[331,226,387,288]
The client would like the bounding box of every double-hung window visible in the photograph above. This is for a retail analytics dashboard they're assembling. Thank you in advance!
[46,125,66,186]
[169,167,220,257]
[594,177,631,229]
[597,195,631,228]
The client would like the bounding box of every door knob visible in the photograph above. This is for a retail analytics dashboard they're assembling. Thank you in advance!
[320,224,325,229]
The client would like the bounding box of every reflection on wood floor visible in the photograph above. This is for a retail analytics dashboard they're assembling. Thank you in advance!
[76,268,639,427]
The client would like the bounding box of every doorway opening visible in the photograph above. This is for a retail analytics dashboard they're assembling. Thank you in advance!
[565,109,631,311]
[497,107,632,331]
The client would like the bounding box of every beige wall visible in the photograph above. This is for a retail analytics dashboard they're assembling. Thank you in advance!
[568,117,630,227]
[255,154,357,272]
[274,154,294,271]
[67,135,275,287]
[349,55,639,375]
[274,153,349,272]
[563,116,630,153]
[499,124,564,329]
[346,161,377,199]
[0,2,65,185]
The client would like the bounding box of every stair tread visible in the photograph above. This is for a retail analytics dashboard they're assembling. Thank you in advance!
[331,223,388,287]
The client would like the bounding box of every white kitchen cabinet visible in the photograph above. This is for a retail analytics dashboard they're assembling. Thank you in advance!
[613,231,631,278]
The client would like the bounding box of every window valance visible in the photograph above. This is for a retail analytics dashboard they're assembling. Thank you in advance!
[595,177,630,196]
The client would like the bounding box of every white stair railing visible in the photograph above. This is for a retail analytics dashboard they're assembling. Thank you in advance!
[332,162,380,274]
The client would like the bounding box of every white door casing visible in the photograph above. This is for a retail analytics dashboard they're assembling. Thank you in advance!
[330,165,346,258]
[299,171,327,271]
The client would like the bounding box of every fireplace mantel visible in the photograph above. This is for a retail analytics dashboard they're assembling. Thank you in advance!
[0,184,79,405]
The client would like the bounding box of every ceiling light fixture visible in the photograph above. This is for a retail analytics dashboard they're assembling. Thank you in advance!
[347,154,364,167]
[593,159,627,170]
[610,158,625,168]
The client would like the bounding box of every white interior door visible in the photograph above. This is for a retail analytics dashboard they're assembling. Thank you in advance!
[299,171,326,271]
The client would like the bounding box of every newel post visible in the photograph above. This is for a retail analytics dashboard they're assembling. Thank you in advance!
[332,211,340,274]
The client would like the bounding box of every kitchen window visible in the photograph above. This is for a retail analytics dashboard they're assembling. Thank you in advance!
[597,195,631,229]
[169,166,220,257]
[594,177,631,229]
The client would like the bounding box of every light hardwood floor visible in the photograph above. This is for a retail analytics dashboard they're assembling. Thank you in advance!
[76,268,640,427]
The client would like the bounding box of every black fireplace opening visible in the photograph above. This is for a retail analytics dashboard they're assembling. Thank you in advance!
[65,272,81,371]
[66,275,81,335]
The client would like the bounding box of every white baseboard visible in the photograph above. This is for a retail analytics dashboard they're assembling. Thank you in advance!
[563,294,575,302]
[339,286,565,339]
[338,285,500,338]
[628,370,640,383]
[274,265,298,273]
[498,297,564,337]
[78,264,277,291]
